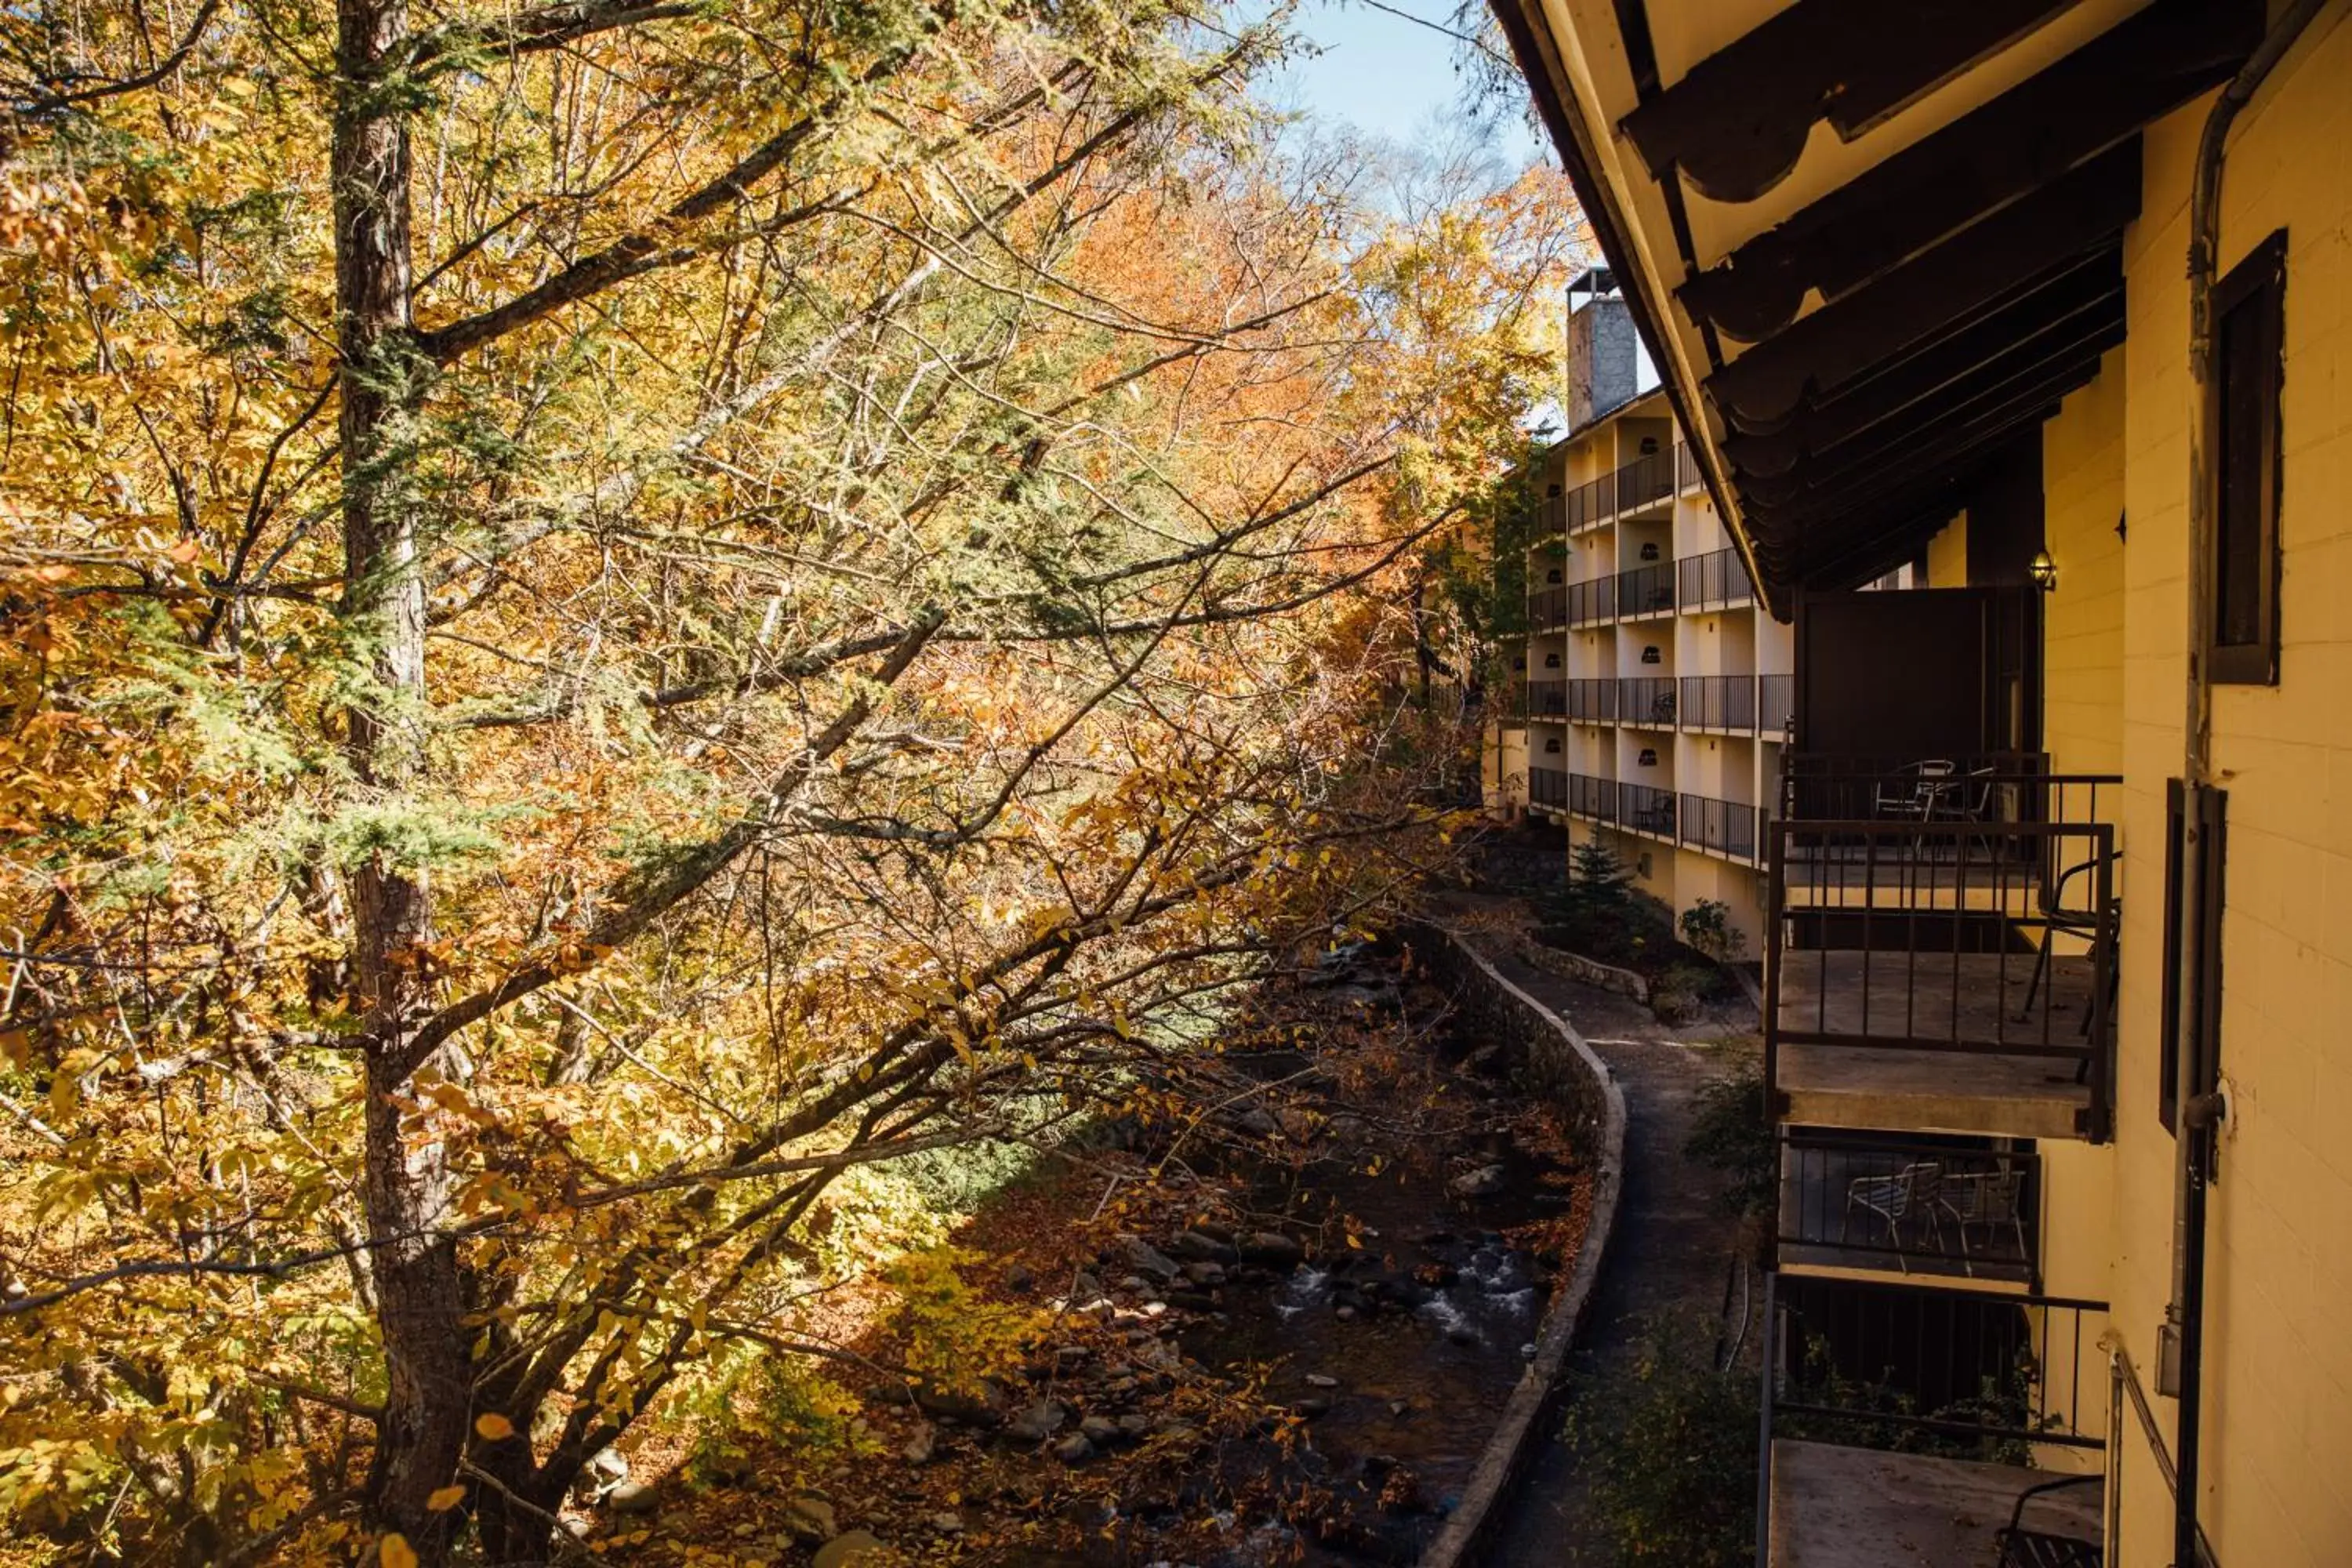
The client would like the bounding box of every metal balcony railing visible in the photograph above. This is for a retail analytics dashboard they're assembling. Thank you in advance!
[1524,679,1566,718]
[1567,771,1616,822]
[1534,492,1567,539]
[1675,439,1701,493]
[1757,1274,2110,1568]
[1777,1131,2042,1283]
[1617,780,1676,839]
[1762,1275,2107,1455]
[1678,793,1760,861]
[1620,676,1676,728]
[1528,583,1567,631]
[1759,673,1795,735]
[1565,677,1617,722]
[1617,562,1676,619]
[1529,765,1568,808]
[1766,754,2124,1142]
[1564,575,1616,626]
[1677,545,1755,609]
[1615,448,1677,515]
[1679,673,1756,731]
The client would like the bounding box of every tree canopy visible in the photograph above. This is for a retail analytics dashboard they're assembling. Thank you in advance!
[0,2,1584,1560]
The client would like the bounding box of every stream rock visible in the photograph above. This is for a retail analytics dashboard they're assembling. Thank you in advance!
[811,1532,888,1568]
[1239,1231,1303,1265]
[1080,1414,1120,1445]
[1004,1399,1067,1442]
[1120,1235,1181,1280]
[1053,1433,1095,1464]
[1449,1163,1509,1199]
[901,1425,935,1465]
[1171,1228,1236,1262]
[785,1497,837,1541]
[603,1480,659,1516]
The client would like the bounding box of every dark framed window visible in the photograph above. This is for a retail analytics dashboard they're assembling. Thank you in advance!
[2209,230,2286,685]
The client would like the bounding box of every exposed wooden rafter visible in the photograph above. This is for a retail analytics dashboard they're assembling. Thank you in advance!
[1616,0,2081,202]
[1702,141,2140,433]
[1723,250,2125,481]
[1677,0,2260,343]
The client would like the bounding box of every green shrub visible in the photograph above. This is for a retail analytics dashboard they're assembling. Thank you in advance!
[1679,899,1747,963]
[1565,1315,1757,1568]
[1685,1062,1773,1220]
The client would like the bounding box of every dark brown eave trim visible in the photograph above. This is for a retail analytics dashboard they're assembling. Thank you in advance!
[1487,0,1787,620]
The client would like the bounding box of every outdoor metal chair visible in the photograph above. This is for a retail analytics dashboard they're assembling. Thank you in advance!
[1993,1473,2101,1568]
[1872,759,1957,821]
[1841,1161,1942,1271]
[1939,1168,2029,1276]
[1650,689,1676,724]
[2019,848,2123,1039]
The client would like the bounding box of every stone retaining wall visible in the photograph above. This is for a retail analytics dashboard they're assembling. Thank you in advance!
[1506,935,1650,1005]
[1410,927,1628,1568]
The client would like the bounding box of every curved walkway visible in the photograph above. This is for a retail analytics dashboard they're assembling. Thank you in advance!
[1472,946,1751,1568]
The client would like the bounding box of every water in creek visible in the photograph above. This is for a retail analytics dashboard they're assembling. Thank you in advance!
[1003,1034,1581,1568]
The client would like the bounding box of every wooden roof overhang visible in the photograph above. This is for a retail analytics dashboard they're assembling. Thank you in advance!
[1493,0,2263,615]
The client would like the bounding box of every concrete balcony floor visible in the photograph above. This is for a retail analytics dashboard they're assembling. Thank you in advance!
[1769,1439,2101,1568]
[1776,949,2100,1047]
[1777,1041,2092,1141]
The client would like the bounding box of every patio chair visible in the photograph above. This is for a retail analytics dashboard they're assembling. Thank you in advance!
[1994,1473,2101,1568]
[1841,1162,1942,1271]
[1939,1168,2029,1276]
[1872,759,1957,822]
[2019,848,2123,1038]
[1649,688,1677,725]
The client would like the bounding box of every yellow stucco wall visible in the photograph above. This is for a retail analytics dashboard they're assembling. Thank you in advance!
[2042,19,2352,1563]
[1925,510,1969,588]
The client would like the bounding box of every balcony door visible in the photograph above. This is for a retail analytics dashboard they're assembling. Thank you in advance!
[1794,586,2039,760]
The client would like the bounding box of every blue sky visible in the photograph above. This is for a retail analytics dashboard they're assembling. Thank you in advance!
[1264,0,1547,169]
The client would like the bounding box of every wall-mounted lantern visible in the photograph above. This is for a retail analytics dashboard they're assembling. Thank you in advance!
[2030,549,2058,593]
[1637,748,1658,767]
[1544,737,1562,754]
[1544,652,1563,669]
[1639,542,1661,561]
[1640,645,1662,665]
[1639,436,1659,456]
[1546,567,1564,584]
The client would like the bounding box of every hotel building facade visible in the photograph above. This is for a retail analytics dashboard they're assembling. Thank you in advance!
[1494,2,2352,1565]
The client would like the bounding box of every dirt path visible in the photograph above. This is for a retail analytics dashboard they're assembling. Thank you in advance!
[1472,946,1752,1568]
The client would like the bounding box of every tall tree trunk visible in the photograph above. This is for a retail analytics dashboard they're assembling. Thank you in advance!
[333,0,473,1558]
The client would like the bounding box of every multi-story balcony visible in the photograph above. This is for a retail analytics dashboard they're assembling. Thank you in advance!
[1617,780,1677,839]
[1566,771,1616,822]
[1616,561,1676,619]
[1759,673,1795,735]
[1613,447,1677,518]
[1523,678,1566,719]
[1679,673,1756,731]
[1560,443,1696,534]
[1775,1131,2040,1285]
[1760,1273,2108,1568]
[1766,757,2122,1142]
[1678,792,1762,862]
[1620,675,1677,728]
[1528,764,1567,809]
[1564,575,1616,626]
[1564,677,1617,722]
[1528,583,1568,632]
[1677,545,1756,610]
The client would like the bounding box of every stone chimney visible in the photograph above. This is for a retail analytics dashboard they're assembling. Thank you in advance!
[1565,267,1639,430]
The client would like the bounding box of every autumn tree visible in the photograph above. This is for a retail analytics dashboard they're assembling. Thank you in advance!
[0,2,1580,1561]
